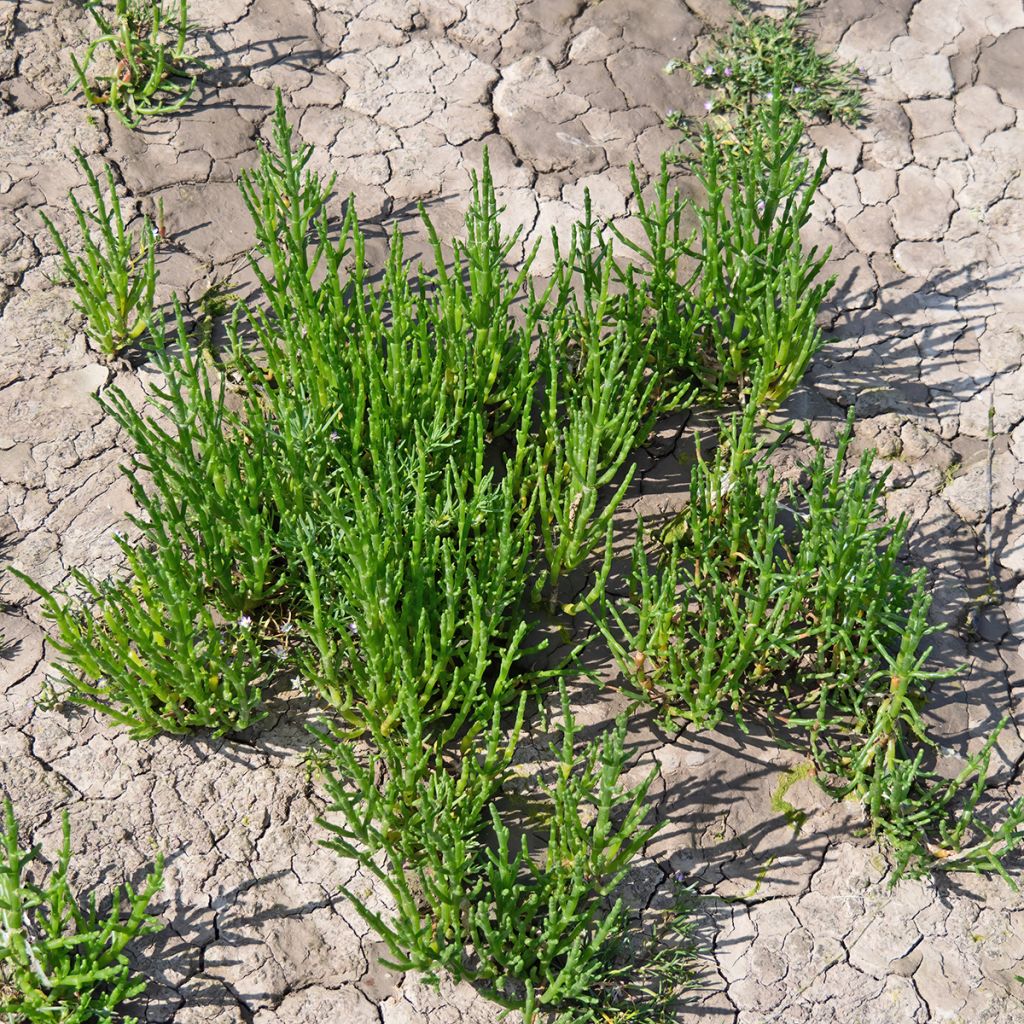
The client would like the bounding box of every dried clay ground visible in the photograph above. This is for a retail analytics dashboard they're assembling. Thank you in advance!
[2,1,1024,1022]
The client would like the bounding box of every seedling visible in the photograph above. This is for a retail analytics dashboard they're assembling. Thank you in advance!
[41,150,156,359]
[587,880,704,1022]
[70,0,203,127]
[0,801,163,1023]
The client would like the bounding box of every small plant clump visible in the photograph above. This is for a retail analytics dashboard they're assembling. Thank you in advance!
[593,400,1024,883]
[667,0,865,133]
[71,0,203,127]
[684,99,834,408]
[0,801,163,1024]
[41,150,156,360]
[24,538,271,740]
[319,684,700,1023]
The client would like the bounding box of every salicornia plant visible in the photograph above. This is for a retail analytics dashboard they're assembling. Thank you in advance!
[14,537,270,740]
[237,95,337,328]
[594,405,1024,881]
[419,153,541,440]
[319,684,694,1023]
[0,801,163,1023]
[41,151,156,360]
[686,100,834,408]
[294,418,541,727]
[667,0,865,132]
[534,225,653,608]
[101,305,288,617]
[71,0,203,127]
[21,63,1024,1024]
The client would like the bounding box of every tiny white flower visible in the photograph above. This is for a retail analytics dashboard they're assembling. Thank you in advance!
[704,65,714,76]
[272,645,287,660]
[703,100,713,112]
[280,621,295,634]
[237,614,253,629]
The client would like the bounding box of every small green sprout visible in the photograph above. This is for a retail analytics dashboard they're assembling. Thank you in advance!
[41,150,156,360]
[70,0,204,127]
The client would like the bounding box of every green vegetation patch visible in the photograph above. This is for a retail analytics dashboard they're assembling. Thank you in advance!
[668,0,865,134]
[71,0,204,127]
[0,802,163,1024]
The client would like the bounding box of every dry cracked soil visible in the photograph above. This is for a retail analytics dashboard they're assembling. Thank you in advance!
[2,1,1024,1022]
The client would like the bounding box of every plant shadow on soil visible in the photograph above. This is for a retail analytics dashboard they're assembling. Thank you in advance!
[0,533,23,663]
[192,29,334,108]
[129,868,339,1022]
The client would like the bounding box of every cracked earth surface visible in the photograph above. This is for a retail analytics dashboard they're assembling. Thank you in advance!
[1,1,1024,1021]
